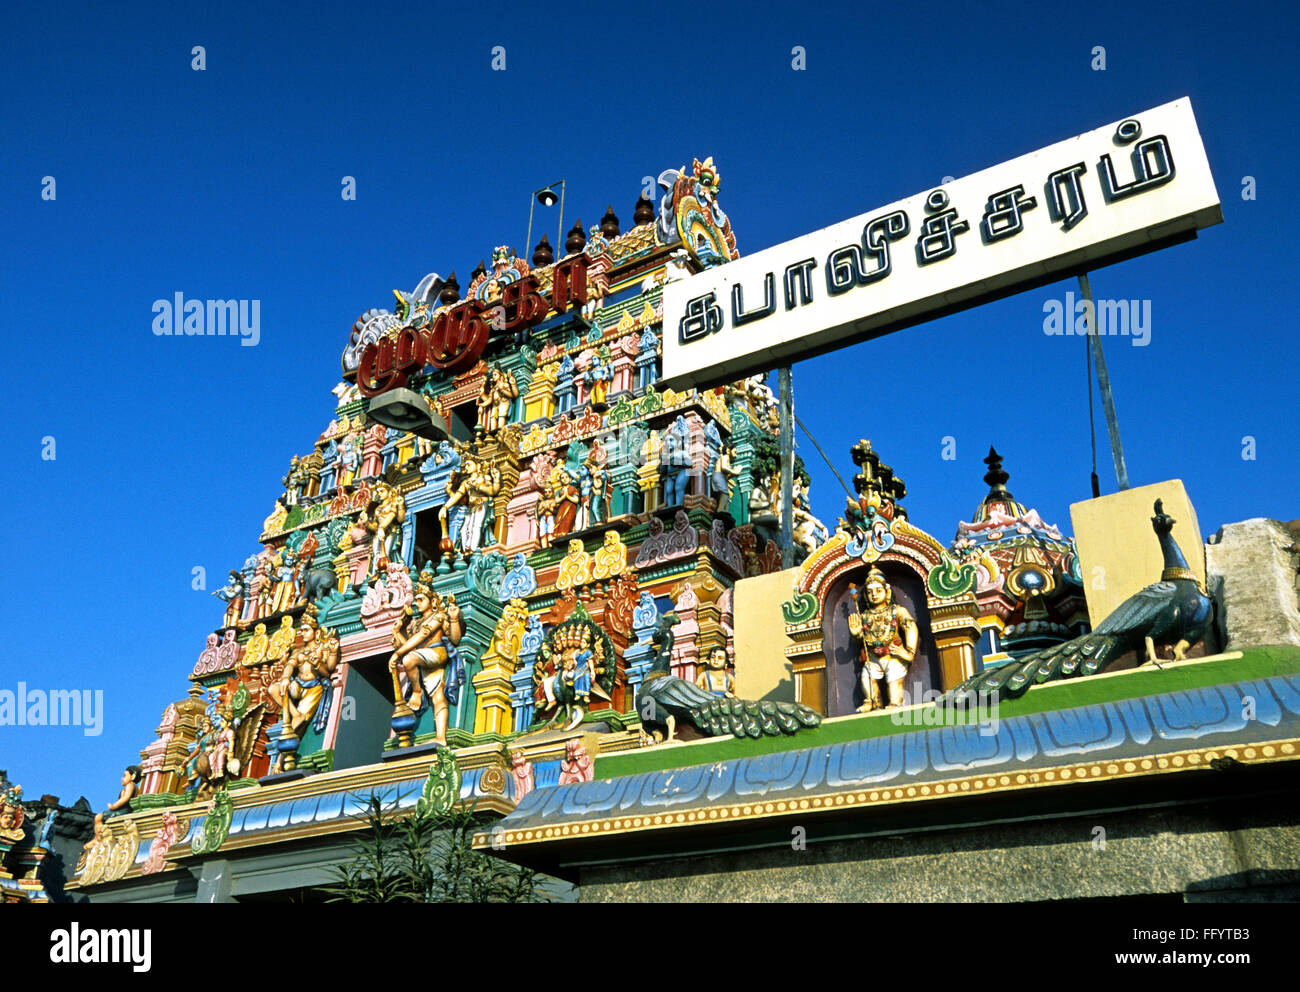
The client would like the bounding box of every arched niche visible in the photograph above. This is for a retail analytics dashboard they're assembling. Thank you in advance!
[782,523,983,713]
[821,560,940,716]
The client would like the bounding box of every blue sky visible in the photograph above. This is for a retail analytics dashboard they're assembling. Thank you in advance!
[2,0,1296,807]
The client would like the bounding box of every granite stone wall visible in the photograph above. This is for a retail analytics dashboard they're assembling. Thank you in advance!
[578,796,1300,903]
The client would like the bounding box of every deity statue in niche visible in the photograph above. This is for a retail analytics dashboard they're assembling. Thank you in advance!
[269,550,300,615]
[583,346,613,409]
[533,617,613,730]
[535,484,559,549]
[710,441,740,504]
[337,433,361,488]
[441,450,503,554]
[581,441,611,527]
[268,607,340,771]
[695,646,735,698]
[660,415,693,506]
[389,583,465,747]
[477,364,519,435]
[550,466,582,538]
[366,481,406,564]
[847,567,918,711]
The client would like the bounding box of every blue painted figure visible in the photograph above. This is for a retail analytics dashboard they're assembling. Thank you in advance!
[660,415,692,506]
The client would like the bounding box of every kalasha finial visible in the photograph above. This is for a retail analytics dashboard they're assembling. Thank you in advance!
[565,220,586,255]
[849,438,907,506]
[439,271,460,306]
[600,204,620,239]
[471,259,487,283]
[532,233,554,267]
[634,193,655,226]
[983,446,1012,499]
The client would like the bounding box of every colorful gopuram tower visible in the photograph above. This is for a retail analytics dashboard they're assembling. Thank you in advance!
[70,158,835,896]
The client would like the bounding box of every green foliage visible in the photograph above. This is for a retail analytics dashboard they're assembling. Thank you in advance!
[325,793,548,904]
[749,433,810,488]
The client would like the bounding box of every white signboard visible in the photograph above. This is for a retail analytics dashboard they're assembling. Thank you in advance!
[661,98,1221,389]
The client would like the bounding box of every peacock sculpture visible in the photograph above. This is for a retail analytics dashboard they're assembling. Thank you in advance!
[638,613,822,741]
[950,500,1213,701]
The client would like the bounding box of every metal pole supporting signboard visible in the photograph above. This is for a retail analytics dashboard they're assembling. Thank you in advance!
[779,366,795,568]
[1078,271,1130,491]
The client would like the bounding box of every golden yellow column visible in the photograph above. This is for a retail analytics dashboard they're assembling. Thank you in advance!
[471,660,515,736]
[929,598,982,690]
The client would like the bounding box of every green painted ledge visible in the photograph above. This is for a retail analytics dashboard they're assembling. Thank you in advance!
[594,645,1300,781]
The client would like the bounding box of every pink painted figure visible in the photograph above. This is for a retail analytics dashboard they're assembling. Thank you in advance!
[142,811,181,875]
[360,423,387,479]
[216,629,241,671]
[209,716,234,780]
[510,749,535,800]
[558,739,594,785]
[383,559,413,610]
[194,633,220,677]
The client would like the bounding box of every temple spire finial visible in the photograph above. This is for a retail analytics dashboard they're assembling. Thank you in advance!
[983,445,1012,501]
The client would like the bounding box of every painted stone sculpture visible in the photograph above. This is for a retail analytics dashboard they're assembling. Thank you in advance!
[442,449,503,554]
[848,567,919,712]
[477,364,519,435]
[558,739,595,784]
[534,614,615,730]
[639,614,821,741]
[92,765,142,834]
[268,607,340,772]
[695,646,735,698]
[0,784,25,844]
[366,481,406,564]
[212,570,245,628]
[141,811,183,875]
[389,583,466,748]
[951,500,1214,701]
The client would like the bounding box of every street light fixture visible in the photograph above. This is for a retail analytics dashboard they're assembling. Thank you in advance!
[366,387,455,441]
[526,180,565,259]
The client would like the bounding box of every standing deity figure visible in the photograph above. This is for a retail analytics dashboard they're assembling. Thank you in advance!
[710,442,741,503]
[583,347,613,408]
[269,550,299,615]
[696,646,736,698]
[660,415,693,506]
[367,481,406,565]
[580,442,611,527]
[213,570,245,628]
[847,567,918,711]
[441,452,503,554]
[476,365,519,435]
[337,433,361,488]
[269,609,341,770]
[250,553,273,621]
[389,584,465,747]
[551,466,582,538]
[282,455,305,506]
[183,715,217,793]
[535,484,559,550]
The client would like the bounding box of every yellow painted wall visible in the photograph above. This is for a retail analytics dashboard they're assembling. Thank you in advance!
[732,567,800,702]
[1070,480,1205,628]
